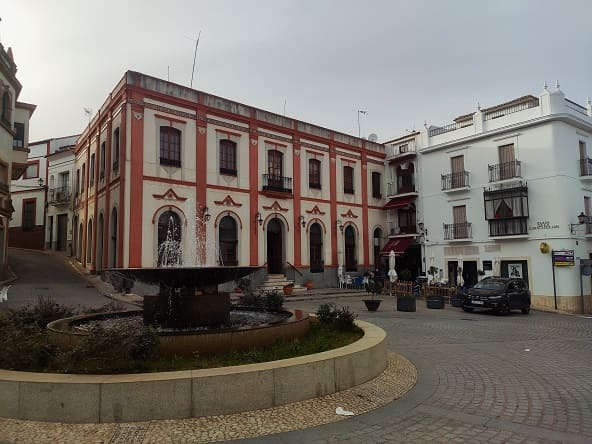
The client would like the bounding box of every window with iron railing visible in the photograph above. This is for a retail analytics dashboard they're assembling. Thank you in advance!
[444,222,472,240]
[489,160,521,182]
[441,171,469,190]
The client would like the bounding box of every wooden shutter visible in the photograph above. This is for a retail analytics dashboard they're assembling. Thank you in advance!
[451,155,464,188]
[499,144,515,179]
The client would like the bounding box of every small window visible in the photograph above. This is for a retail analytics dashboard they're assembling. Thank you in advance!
[309,159,321,189]
[24,162,39,179]
[160,126,181,167]
[23,200,36,231]
[113,127,120,171]
[1,91,11,124]
[371,172,381,198]
[75,169,80,196]
[13,122,24,148]
[219,139,237,175]
[343,166,354,194]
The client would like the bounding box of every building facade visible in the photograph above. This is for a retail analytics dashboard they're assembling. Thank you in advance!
[418,84,592,313]
[72,71,387,287]
[0,42,35,278]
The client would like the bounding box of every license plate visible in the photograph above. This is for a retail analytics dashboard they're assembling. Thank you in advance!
[472,300,484,305]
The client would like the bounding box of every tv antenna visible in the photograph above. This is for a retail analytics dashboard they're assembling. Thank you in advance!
[189,30,202,88]
[84,108,92,124]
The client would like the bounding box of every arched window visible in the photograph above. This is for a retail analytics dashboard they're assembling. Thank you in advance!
[160,126,181,167]
[219,139,237,175]
[219,216,238,266]
[309,223,323,272]
[344,225,356,272]
[86,219,93,264]
[78,222,83,261]
[157,211,182,266]
[96,214,104,271]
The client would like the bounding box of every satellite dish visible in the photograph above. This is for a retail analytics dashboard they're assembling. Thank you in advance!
[368,133,378,142]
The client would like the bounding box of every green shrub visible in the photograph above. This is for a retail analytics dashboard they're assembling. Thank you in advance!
[316,303,338,324]
[316,303,357,331]
[0,314,56,371]
[254,289,284,309]
[9,295,75,328]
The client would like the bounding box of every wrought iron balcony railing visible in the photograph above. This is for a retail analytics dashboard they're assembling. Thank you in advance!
[444,222,472,240]
[48,186,72,204]
[488,218,528,237]
[579,157,592,176]
[488,160,522,182]
[262,174,292,194]
[441,171,469,191]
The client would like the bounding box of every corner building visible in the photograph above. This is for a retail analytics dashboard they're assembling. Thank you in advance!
[72,71,387,287]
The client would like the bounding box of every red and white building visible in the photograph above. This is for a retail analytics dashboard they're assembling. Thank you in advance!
[72,71,387,287]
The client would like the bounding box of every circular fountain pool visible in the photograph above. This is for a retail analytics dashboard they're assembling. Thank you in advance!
[47,308,310,357]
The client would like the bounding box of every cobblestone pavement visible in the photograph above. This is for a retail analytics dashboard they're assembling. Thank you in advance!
[240,297,592,444]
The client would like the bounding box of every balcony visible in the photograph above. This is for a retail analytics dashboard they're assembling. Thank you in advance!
[386,182,418,198]
[489,160,522,182]
[48,186,72,204]
[441,171,470,192]
[388,221,417,237]
[579,158,592,178]
[262,174,292,195]
[444,222,472,240]
[488,218,528,237]
[387,142,417,161]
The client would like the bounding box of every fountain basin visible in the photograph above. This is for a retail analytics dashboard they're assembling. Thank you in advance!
[47,308,310,357]
[0,321,386,423]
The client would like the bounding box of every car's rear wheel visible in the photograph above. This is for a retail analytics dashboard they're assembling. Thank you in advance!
[462,306,474,312]
[521,304,530,315]
[496,301,510,316]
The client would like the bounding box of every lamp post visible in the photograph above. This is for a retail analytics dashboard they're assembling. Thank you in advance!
[570,212,588,234]
[357,110,366,138]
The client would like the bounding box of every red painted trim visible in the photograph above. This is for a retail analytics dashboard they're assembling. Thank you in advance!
[128,96,144,266]
[305,149,327,157]
[142,176,195,187]
[152,204,187,224]
[152,188,188,201]
[305,205,326,216]
[91,128,100,272]
[360,152,369,266]
[329,144,337,266]
[262,212,290,232]
[196,108,208,265]
[118,106,127,267]
[215,128,242,138]
[213,210,243,230]
[154,113,187,125]
[263,140,288,148]
[304,217,327,234]
[102,119,113,269]
[262,200,289,212]
[213,195,242,207]
[340,209,359,219]
[249,119,259,266]
[207,184,250,194]
[293,137,302,266]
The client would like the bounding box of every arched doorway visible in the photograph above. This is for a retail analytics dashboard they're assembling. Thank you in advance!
[96,214,104,271]
[110,208,117,267]
[78,222,83,261]
[373,228,382,268]
[86,219,93,265]
[219,215,238,266]
[157,210,182,267]
[344,225,356,272]
[309,222,323,273]
[266,218,284,274]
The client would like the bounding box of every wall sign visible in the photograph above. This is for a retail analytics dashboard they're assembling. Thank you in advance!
[529,221,559,230]
[552,250,575,266]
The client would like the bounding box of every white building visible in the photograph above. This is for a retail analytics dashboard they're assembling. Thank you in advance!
[417,84,592,313]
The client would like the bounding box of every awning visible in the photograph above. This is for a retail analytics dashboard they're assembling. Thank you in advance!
[383,196,415,210]
[380,237,414,256]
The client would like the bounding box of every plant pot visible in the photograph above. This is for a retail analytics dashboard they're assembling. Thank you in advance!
[426,297,445,309]
[305,281,314,291]
[283,286,293,296]
[364,299,382,311]
[450,296,463,307]
[397,297,416,312]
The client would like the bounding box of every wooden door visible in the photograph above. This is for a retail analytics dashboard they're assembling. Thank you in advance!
[499,144,515,179]
[57,214,68,251]
[451,155,464,188]
[453,205,467,238]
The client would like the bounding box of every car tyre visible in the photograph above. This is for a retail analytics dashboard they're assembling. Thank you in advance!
[521,304,530,315]
[496,301,510,316]
[462,306,474,312]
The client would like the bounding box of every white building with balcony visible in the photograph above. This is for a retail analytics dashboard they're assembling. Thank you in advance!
[417,83,592,313]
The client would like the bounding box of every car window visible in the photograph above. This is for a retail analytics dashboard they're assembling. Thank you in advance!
[473,280,506,291]
[508,282,516,290]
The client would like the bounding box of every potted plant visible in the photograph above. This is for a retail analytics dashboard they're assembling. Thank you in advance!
[451,286,464,307]
[425,286,445,309]
[400,269,412,282]
[283,282,294,296]
[363,279,383,311]
[396,291,416,312]
[305,279,314,291]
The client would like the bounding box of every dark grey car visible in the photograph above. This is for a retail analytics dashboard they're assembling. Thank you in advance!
[462,277,530,315]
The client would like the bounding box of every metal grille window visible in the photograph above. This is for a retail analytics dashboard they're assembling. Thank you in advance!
[219,139,237,175]
[160,126,181,167]
[343,166,354,194]
[309,223,323,272]
[309,159,321,189]
[23,200,35,231]
[219,216,238,266]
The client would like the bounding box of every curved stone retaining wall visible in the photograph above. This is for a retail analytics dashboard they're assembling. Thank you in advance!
[0,321,386,423]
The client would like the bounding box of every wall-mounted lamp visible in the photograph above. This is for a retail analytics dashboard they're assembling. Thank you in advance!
[570,211,588,234]
[255,212,263,226]
[38,178,45,188]
[337,219,344,233]
[418,222,428,237]
[202,206,211,222]
[299,215,305,228]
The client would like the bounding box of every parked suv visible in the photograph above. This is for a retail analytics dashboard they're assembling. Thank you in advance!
[462,277,530,315]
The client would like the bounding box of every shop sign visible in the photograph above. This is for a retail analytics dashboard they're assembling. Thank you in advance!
[552,250,574,266]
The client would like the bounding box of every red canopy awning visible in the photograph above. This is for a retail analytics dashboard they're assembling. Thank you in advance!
[380,237,414,256]
[383,196,416,210]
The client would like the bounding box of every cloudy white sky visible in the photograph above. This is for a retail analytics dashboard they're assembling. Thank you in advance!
[2,0,592,143]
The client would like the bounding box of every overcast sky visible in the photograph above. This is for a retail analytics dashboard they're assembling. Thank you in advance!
[2,0,592,143]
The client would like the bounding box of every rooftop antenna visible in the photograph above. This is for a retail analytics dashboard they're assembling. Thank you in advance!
[357,110,367,138]
[167,65,170,82]
[283,99,287,117]
[84,108,92,125]
[190,30,202,89]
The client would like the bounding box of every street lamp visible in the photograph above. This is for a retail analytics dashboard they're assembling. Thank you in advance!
[255,212,263,226]
[357,110,367,138]
[299,215,306,228]
[202,206,211,222]
[570,212,588,234]
[337,219,344,233]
